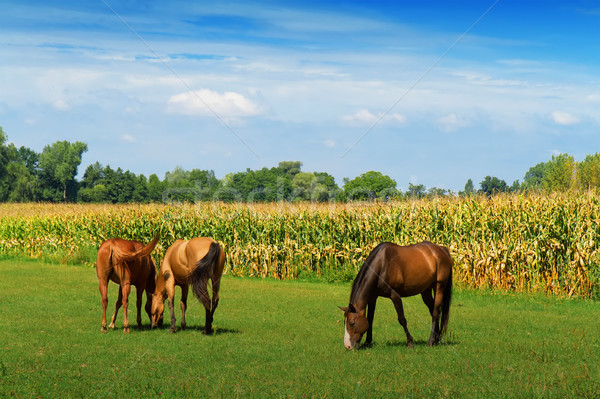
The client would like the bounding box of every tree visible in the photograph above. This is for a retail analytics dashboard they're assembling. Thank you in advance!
[509,180,521,193]
[522,161,547,191]
[428,187,448,197]
[147,174,166,202]
[38,140,87,201]
[291,172,317,201]
[461,178,475,196]
[576,153,600,190]
[479,176,508,196]
[343,171,397,200]
[407,183,426,198]
[541,153,575,192]
[278,161,302,178]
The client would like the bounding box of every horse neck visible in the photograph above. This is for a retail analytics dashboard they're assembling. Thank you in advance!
[155,270,167,296]
[349,265,379,312]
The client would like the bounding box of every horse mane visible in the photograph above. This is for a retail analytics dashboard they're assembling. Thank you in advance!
[349,242,390,305]
[190,241,222,304]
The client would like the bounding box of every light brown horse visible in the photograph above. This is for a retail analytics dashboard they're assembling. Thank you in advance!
[151,237,226,334]
[340,241,452,350]
[96,236,158,333]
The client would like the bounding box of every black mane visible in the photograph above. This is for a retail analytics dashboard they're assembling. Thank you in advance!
[349,242,390,305]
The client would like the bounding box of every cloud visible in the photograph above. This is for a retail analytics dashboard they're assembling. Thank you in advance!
[437,113,469,132]
[52,99,70,111]
[166,89,262,119]
[340,109,406,126]
[121,134,136,143]
[324,139,335,148]
[550,111,579,125]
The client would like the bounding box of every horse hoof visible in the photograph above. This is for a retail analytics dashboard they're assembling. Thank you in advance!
[123,328,130,334]
[407,342,414,349]
[101,327,108,333]
[169,327,176,333]
[202,329,213,335]
[108,323,115,330]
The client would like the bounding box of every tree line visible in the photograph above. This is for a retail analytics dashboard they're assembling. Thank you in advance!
[1,127,599,203]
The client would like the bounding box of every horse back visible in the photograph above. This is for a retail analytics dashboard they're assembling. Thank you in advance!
[97,238,154,286]
[161,237,223,284]
[381,242,451,296]
[185,237,219,265]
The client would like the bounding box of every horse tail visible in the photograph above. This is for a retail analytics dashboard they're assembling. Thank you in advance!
[440,253,453,338]
[190,241,222,306]
[113,236,159,262]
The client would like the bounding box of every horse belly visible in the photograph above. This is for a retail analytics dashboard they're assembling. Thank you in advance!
[383,264,436,297]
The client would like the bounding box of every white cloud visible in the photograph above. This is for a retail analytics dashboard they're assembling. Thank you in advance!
[585,94,600,102]
[52,99,70,111]
[340,109,406,126]
[550,111,579,125]
[121,134,136,143]
[437,113,469,132]
[324,139,335,148]
[166,89,262,118]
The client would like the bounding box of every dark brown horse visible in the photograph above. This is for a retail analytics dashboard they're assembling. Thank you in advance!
[340,241,452,350]
[96,237,158,333]
[151,237,226,334]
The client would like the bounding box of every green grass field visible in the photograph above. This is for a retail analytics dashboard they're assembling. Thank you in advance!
[0,260,598,398]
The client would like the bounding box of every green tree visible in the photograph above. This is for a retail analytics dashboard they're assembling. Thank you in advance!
[479,176,508,196]
[428,187,448,197]
[541,153,575,192]
[461,178,475,196]
[576,153,600,190]
[291,172,317,201]
[407,183,426,198]
[278,161,302,178]
[147,173,166,202]
[38,140,87,201]
[522,161,547,191]
[344,171,397,200]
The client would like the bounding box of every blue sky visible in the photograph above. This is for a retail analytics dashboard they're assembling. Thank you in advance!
[1,0,599,191]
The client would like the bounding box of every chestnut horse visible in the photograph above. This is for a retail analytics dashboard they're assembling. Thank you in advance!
[151,237,226,334]
[340,241,452,350]
[96,236,158,333]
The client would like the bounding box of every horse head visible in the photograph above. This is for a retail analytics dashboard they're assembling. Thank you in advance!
[150,292,165,328]
[339,303,369,350]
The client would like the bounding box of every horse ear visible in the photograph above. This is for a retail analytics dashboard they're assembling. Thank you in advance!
[338,306,348,312]
[348,303,357,313]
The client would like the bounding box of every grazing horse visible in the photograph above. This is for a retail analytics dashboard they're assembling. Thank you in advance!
[340,241,452,350]
[96,237,159,333]
[151,237,226,334]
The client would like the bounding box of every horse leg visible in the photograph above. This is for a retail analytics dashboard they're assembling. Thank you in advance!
[136,285,144,328]
[166,282,177,333]
[180,285,189,330]
[428,283,446,346]
[364,298,376,347]
[144,289,153,324]
[121,282,131,334]
[98,279,109,332]
[209,278,221,327]
[109,288,123,330]
[421,287,435,317]
[391,292,414,349]
[202,278,213,335]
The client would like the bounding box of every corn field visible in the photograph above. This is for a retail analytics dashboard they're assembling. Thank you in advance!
[1,193,599,298]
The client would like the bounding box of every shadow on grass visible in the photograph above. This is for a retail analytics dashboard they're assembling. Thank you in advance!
[361,338,458,349]
[144,324,242,335]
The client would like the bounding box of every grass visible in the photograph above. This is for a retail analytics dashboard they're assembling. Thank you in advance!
[0,260,599,398]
